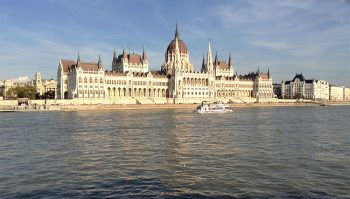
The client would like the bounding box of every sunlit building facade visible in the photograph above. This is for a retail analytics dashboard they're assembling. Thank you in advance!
[57,26,274,104]
[281,73,329,100]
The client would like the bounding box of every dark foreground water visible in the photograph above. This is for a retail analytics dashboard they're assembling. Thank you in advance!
[0,106,349,198]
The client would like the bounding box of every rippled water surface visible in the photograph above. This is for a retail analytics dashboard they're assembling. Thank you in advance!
[0,106,349,198]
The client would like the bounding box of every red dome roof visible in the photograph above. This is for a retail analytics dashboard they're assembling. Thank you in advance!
[166,38,188,54]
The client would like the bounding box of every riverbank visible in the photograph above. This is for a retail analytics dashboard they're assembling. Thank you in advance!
[56,102,350,111]
[1,101,349,112]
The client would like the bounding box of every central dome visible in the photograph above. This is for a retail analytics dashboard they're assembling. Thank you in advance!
[166,24,188,55]
[162,24,193,74]
[166,38,188,54]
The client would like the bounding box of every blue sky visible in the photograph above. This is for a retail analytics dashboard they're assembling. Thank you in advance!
[0,0,349,86]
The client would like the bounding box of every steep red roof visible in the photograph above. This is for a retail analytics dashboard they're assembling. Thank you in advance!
[128,54,142,65]
[117,52,144,65]
[260,74,269,80]
[79,62,100,71]
[60,59,75,72]
[167,38,188,54]
[216,61,230,69]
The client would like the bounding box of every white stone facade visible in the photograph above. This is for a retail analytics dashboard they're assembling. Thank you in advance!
[329,85,344,101]
[33,72,57,97]
[57,26,274,104]
[281,73,329,100]
[1,79,33,99]
[112,48,149,73]
[343,87,350,101]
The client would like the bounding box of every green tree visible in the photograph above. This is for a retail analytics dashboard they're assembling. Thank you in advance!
[293,93,304,99]
[6,85,37,99]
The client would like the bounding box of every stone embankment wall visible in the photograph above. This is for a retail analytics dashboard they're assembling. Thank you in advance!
[1,98,349,108]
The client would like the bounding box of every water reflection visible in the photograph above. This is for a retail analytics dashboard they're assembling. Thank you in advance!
[0,106,349,198]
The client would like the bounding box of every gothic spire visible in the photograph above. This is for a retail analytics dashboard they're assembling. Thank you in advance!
[201,53,206,72]
[206,39,213,73]
[77,51,81,67]
[267,68,270,78]
[113,48,117,62]
[228,52,231,66]
[174,36,181,65]
[142,47,147,60]
[123,45,127,59]
[98,53,102,68]
[175,23,179,38]
[214,51,218,65]
[77,51,80,62]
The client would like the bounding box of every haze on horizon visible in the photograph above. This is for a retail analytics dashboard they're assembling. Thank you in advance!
[0,0,349,86]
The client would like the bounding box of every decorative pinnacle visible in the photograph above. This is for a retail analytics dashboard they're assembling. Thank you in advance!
[77,51,80,62]
[228,52,231,66]
[175,23,179,38]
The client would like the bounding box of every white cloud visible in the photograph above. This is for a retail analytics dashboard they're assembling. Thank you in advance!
[8,76,30,83]
[248,40,290,50]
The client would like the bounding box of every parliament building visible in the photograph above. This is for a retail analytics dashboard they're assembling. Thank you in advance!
[57,25,274,104]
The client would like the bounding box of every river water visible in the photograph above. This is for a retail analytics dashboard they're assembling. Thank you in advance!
[0,106,349,198]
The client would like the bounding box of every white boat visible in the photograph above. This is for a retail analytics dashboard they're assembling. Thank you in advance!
[196,101,232,113]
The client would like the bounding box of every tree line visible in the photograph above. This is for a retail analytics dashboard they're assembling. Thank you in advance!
[6,85,55,99]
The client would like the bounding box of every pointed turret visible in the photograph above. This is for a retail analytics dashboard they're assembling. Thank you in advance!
[267,68,270,78]
[175,23,179,38]
[112,49,117,71]
[77,52,80,62]
[206,39,214,73]
[214,51,218,66]
[228,52,232,67]
[98,53,102,68]
[201,54,206,72]
[142,47,147,60]
[113,48,117,62]
[175,33,180,62]
[76,52,81,67]
[123,45,127,60]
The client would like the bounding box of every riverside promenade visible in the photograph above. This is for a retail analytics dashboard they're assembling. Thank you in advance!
[1,100,349,112]
[54,102,350,111]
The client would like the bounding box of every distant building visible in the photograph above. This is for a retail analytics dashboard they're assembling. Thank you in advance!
[273,83,282,98]
[329,85,344,101]
[57,25,274,103]
[0,73,57,99]
[2,80,32,99]
[344,87,350,101]
[281,73,329,100]
[33,72,57,98]
[0,82,4,99]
